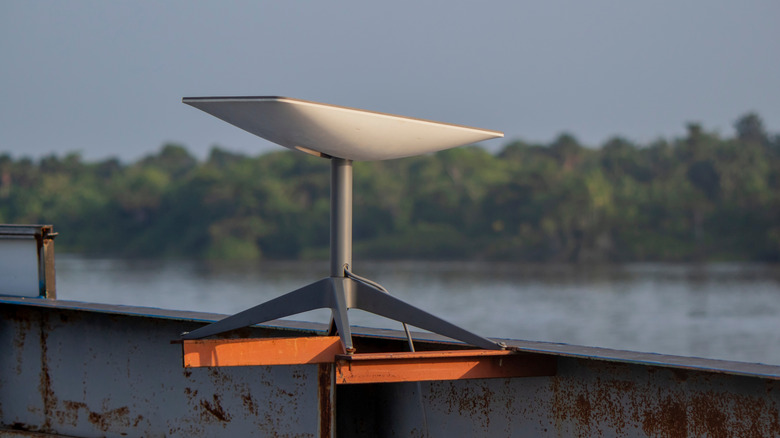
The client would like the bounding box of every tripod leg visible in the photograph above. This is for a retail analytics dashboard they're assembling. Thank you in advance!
[182,278,335,339]
[326,318,337,336]
[330,278,354,351]
[349,280,503,350]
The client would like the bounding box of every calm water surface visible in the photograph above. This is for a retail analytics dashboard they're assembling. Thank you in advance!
[55,255,780,365]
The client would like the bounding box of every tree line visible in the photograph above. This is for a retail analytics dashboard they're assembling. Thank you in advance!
[1,113,778,262]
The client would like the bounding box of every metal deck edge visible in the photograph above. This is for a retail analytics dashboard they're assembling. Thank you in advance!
[3,296,779,380]
[500,339,780,380]
[0,295,327,333]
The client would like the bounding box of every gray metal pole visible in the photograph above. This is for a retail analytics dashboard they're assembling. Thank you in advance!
[330,158,353,278]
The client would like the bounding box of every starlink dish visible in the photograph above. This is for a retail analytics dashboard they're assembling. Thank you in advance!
[183,96,503,161]
[181,95,505,351]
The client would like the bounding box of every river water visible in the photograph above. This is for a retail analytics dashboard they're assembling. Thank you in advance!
[55,255,780,365]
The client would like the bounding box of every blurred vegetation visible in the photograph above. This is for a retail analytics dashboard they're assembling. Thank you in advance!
[1,113,778,262]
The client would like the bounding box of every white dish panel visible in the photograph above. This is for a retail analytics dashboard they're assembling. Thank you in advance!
[184,96,503,161]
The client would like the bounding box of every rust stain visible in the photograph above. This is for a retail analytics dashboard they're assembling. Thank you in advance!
[739,388,780,436]
[693,396,729,438]
[200,394,231,422]
[10,422,39,432]
[641,396,688,438]
[318,363,333,438]
[433,381,495,431]
[207,367,232,386]
[478,384,494,429]
[59,400,88,426]
[88,406,131,432]
[274,387,297,399]
[38,312,55,432]
[12,308,32,375]
[56,400,138,433]
[547,362,780,438]
[241,392,258,416]
[573,393,592,432]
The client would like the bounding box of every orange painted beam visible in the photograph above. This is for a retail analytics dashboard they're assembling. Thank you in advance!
[335,350,556,384]
[182,337,557,384]
[182,336,344,367]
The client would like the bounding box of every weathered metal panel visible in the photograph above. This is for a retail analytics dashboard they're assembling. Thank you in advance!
[2,298,780,437]
[338,359,780,437]
[0,304,333,437]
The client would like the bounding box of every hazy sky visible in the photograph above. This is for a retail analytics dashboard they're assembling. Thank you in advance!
[2,2,778,162]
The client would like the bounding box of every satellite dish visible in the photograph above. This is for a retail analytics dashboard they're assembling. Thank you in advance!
[182,96,505,352]
[183,96,503,160]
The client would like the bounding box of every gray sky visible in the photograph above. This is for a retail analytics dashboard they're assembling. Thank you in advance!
[2,1,778,162]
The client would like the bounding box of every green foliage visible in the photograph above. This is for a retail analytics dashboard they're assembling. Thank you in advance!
[2,113,778,262]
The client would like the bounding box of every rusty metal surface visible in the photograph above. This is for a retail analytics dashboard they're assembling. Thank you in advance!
[339,359,780,437]
[0,303,334,437]
[2,297,779,437]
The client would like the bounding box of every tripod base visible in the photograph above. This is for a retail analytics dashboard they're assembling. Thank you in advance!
[181,276,503,351]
